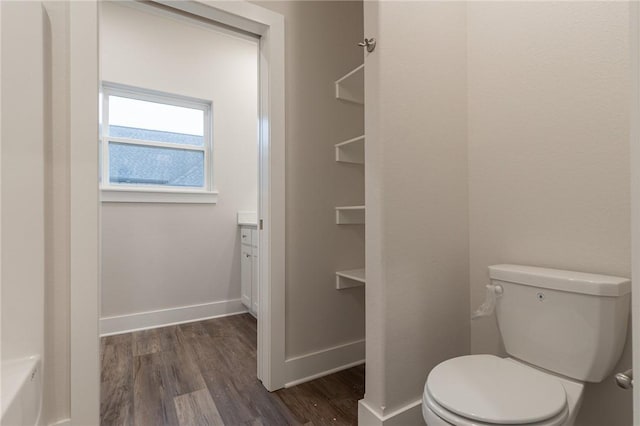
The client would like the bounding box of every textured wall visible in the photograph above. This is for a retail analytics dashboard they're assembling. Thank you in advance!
[362,0,470,417]
[1,0,47,418]
[1,0,45,365]
[467,3,632,425]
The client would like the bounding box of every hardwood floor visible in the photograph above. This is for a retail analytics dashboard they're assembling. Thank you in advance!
[100,314,365,426]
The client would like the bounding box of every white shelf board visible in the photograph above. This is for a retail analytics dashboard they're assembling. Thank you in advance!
[335,64,364,105]
[336,268,366,289]
[335,205,365,225]
[335,135,365,164]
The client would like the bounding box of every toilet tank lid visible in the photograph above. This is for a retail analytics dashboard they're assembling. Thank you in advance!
[489,264,630,297]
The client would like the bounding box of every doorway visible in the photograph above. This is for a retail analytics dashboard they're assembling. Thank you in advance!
[68,1,286,423]
[98,2,260,333]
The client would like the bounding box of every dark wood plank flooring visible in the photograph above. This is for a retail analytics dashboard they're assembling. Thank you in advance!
[100,314,365,426]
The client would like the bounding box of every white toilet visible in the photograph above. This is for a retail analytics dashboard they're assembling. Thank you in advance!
[422,264,631,426]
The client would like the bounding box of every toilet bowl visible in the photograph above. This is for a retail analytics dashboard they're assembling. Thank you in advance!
[422,265,630,426]
[422,355,584,426]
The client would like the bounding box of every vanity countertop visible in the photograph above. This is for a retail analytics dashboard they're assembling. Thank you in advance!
[237,211,257,226]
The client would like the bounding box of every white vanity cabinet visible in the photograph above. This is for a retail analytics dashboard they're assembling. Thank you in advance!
[241,244,252,309]
[240,224,258,317]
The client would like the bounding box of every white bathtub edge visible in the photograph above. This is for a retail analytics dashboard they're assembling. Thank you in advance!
[1,355,42,425]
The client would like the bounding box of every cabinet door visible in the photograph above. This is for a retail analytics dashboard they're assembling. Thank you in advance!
[251,246,259,315]
[240,227,252,245]
[241,246,252,309]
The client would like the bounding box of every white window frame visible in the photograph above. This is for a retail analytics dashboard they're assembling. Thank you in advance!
[100,82,218,203]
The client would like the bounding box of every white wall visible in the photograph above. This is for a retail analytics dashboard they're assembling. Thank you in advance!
[100,2,258,325]
[361,1,470,421]
[253,1,366,363]
[467,3,632,425]
[1,0,46,373]
[1,0,53,421]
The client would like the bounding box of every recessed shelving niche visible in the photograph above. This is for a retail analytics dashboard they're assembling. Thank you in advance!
[333,60,365,293]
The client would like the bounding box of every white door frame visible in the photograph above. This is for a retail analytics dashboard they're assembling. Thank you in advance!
[69,1,286,423]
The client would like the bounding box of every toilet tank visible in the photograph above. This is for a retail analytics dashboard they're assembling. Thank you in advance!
[490,264,631,383]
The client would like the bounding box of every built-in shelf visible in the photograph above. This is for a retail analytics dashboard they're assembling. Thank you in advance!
[335,205,365,225]
[335,64,364,105]
[335,135,365,164]
[336,268,365,289]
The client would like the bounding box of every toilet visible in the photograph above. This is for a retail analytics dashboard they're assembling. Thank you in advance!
[422,264,631,426]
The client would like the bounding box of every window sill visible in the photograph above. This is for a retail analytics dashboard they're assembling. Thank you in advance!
[100,187,219,204]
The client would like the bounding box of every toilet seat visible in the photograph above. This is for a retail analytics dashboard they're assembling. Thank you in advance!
[424,355,570,426]
[423,387,569,426]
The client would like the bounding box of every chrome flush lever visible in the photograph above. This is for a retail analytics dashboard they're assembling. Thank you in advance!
[358,38,376,53]
[615,369,633,390]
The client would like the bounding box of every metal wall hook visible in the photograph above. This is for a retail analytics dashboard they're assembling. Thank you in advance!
[358,38,376,53]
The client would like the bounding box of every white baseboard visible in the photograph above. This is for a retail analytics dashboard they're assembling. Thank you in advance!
[284,339,365,388]
[49,419,71,426]
[358,398,424,426]
[100,299,247,336]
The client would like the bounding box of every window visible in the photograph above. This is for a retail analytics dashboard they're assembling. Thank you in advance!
[100,83,217,203]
